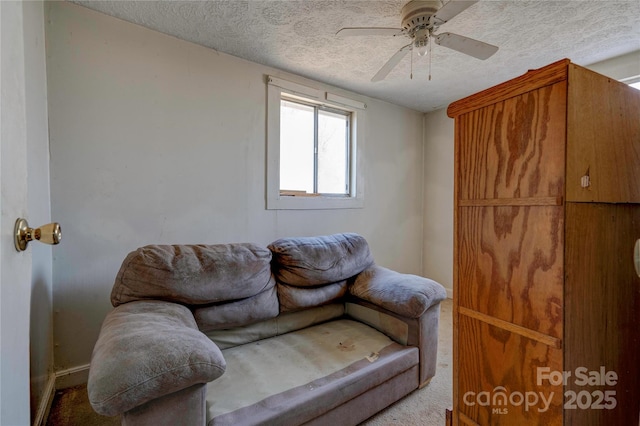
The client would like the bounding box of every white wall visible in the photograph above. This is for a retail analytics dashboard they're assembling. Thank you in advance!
[586,50,640,81]
[422,109,454,297]
[45,2,425,373]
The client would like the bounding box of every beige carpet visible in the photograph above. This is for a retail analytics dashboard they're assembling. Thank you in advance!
[47,299,452,425]
[46,384,120,426]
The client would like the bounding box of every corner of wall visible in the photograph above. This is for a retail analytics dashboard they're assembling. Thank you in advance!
[422,108,454,294]
[54,364,91,390]
[32,374,56,426]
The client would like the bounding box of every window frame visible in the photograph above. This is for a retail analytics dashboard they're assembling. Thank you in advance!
[266,76,365,210]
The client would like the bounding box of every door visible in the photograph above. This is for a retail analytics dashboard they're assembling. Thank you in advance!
[1,2,34,424]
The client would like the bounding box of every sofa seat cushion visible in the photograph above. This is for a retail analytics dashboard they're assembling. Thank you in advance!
[205,319,419,426]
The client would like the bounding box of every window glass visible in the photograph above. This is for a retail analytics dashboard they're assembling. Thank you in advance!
[318,109,349,194]
[279,98,350,196]
[280,100,314,193]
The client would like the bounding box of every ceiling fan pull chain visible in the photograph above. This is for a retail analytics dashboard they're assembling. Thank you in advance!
[410,48,414,80]
[428,35,432,81]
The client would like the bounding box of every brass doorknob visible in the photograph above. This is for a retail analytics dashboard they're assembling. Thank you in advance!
[14,218,61,252]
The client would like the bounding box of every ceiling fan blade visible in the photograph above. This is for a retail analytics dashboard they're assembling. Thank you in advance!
[434,32,498,60]
[432,1,478,25]
[371,44,412,82]
[336,27,404,37]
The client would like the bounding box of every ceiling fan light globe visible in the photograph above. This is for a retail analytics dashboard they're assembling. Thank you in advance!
[414,39,429,57]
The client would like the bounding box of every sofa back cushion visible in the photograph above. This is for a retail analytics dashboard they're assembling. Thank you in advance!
[112,243,279,329]
[205,304,345,349]
[268,233,373,286]
[193,284,278,332]
[268,233,374,312]
[111,243,275,306]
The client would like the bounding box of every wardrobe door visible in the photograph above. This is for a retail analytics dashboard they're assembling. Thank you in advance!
[455,80,567,425]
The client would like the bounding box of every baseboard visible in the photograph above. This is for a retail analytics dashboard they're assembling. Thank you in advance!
[34,365,91,425]
[446,288,453,299]
[55,363,90,389]
[33,374,56,426]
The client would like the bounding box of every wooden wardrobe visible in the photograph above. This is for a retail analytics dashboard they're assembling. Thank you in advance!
[447,59,640,425]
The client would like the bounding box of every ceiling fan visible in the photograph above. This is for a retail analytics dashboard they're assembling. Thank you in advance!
[336,0,498,82]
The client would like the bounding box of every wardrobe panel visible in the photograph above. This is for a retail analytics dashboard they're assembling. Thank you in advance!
[566,65,640,203]
[457,315,563,425]
[564,202,640,425]
[458,205,564,338]
[457,82,566,202]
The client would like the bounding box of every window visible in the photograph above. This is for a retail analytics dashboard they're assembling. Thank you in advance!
[621,75,640,90]
[267,76,365,209]
[280,98,350,196]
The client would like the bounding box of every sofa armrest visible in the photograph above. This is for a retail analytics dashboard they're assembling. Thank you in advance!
[349,265,446,318]
[88,300,226,417]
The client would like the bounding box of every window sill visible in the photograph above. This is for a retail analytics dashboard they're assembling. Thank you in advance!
[267,194,364,210]
[279,190,321,197]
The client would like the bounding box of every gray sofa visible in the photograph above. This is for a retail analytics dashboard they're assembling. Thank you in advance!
[87,233,446,425]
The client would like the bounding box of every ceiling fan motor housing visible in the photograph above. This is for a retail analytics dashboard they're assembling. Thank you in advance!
[401,0,443,34]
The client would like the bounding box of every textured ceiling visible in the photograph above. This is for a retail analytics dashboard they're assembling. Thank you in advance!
[72,0,640,112]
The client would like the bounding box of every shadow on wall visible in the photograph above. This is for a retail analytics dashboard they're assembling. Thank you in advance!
[30,264,53,422]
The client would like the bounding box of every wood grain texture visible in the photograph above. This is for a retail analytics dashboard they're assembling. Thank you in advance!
[458,205,564,339]
[564,202,640,425]
[459,197,562,207]
[457,81,566,201]
[566,64,640,203]
[447,59,569,118]
[459,412,481,426]
[457,315,563,425]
